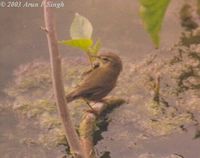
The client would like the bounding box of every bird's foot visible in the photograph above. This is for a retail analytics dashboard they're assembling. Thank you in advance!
[85,109,99,117]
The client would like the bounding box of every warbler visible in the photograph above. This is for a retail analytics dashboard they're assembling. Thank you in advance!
[66,51,122,112]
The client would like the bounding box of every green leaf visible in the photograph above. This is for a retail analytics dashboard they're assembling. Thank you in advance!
[88,40,101,55]
[58,39,93,51]
[70,13,93,39]
[139,0,171,48]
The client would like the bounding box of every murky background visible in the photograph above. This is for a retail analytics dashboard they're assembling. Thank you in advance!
[0,0,182,94]
[1,0,199,158]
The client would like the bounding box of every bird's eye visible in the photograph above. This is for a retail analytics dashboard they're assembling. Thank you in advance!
[102,57,110,61]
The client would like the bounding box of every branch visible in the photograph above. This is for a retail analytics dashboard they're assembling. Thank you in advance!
[79,97,125,158]
[43,1,85,157]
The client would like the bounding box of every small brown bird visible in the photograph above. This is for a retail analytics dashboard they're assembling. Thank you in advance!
[66,51,122,111]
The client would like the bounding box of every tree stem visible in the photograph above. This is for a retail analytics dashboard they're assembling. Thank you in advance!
[43,1,85,157]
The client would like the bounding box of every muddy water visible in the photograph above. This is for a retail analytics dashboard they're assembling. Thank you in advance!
[0,0,187,158]
[0,108,63,158]
[96,105,200,158]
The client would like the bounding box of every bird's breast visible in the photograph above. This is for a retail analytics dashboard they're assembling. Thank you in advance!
[83,66,119,87]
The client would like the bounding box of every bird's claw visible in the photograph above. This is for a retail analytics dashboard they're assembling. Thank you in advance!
[85,109,99,116]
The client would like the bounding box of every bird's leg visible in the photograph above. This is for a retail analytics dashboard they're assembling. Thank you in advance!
[84,99,98,116]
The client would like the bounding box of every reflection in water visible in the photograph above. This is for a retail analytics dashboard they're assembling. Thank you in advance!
[94,103,124,157]
[100,151,111,158]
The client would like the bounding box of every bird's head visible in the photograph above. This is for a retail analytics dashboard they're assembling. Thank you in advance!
[92,51,123,72]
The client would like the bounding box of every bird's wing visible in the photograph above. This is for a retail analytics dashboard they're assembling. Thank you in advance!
[72,85,103,99]
[66,85,103,102]
[81,62,100,77]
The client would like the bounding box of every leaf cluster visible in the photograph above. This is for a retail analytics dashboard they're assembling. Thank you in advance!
[59,13,101,63]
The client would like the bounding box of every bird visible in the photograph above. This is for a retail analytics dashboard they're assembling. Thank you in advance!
[66,51,123,113]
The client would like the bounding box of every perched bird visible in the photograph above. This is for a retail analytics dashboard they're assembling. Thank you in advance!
[66,51,123,112]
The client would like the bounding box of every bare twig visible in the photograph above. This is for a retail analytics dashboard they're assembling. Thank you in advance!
[43,0,85,157]
[153,73,160,103]
[40,26,48,33]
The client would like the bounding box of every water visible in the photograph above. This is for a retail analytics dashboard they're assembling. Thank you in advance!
[0,0,187,157]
